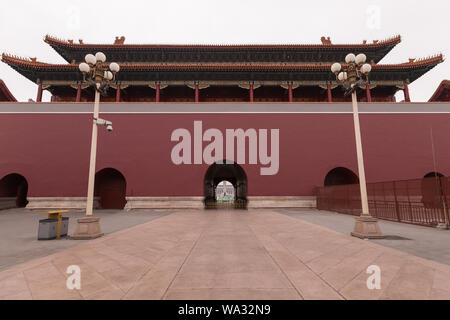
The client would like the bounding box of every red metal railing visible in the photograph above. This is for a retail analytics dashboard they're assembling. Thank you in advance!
[316,177,450,227]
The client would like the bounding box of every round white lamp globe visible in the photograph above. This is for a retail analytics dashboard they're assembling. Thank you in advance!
[85,54,97,65]
[331,62,342,74]
[355,53,367,65]
[109,62,120,73]
[345,53,356,64]
[79,62,90,73]
[95,52,106,63]
[104,71,113,80]
[361,63,372,74]
[338,72,348,81]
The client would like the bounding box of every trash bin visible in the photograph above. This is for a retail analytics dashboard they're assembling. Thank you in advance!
[38,219,58,240]
[60,217,69,237]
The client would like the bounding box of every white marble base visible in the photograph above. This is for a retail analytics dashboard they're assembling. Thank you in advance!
[125,196,316,210]
[23,196,316,210]
[247,196,316,208]
[26,197,100,210]
[124,197,204,210]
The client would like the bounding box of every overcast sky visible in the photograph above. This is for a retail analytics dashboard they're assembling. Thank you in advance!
[0,0,449,102]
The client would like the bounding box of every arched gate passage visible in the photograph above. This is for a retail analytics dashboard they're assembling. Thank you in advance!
[421,172,447,209]
[204,161,247,209]
[0,173,28,208]
[324,167,359,186]
[94,168,127,209]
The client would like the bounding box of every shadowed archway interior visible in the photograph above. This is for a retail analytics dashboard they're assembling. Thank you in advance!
[94,168,127,209]
[424,172,444,178]
[204,161,247,209]
[0,173,28,208]
[324,167,359,186]
[421,172,446,208]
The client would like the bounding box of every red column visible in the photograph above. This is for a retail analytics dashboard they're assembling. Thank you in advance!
[156,83,160,103]
[288,83,293,102]
[327,84,332,103]
[36,84,43,102]
[404,83,411,102]
[365,84,372,102]
[249,83,254,102]
[116,85,121,102]
[195,83,199,103]
[76,85,81,102]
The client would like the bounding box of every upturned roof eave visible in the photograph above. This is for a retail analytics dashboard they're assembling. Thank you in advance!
[2,53,442,71]
[44,34,401,49]
[44,34,401,64]
[429,80,450,101]
[2,52,442,86]
[0,79,17,101]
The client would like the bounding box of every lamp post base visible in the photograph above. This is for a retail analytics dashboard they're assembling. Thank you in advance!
[70,216,104,240]
[351,215,384,239]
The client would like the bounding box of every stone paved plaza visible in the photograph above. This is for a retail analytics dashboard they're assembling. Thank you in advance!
[0,208,172,272]
[280,209,450,266]
[1,208,450,300]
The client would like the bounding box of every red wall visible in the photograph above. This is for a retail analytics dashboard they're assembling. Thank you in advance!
[0,111,449,197]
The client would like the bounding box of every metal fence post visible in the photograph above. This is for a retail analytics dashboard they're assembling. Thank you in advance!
[439,177,450,226]
[393,181,401,222]
[405,181,413,222]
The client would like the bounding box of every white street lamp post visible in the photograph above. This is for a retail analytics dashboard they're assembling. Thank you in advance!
[70,53,120,240]
[86,82,100,217]
[331,53,384,239]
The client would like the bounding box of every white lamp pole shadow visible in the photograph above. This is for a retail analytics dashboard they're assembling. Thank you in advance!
[331,54,384,239]
[70,53,119,240]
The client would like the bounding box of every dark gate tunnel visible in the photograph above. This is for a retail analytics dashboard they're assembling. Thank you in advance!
[324,167,359,186]
[422,172,446,209]
[204,160,247,209]
[0,173,29,208]
[94,168,127,209]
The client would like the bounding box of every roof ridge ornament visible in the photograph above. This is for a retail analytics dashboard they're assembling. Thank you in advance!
[377,35,401,45]
[320,36,332,45]
[114,36,125,45]
[44,34,70,44]
[413,54,444,64]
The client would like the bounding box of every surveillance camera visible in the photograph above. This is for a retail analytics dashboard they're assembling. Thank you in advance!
[95,117,113,132]
[95,118,106,125]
